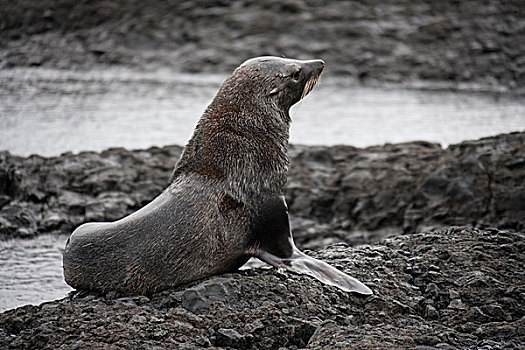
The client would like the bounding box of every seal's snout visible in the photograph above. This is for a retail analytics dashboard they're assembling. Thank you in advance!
[302,59,325,79]
[316,60,325,77]
[316,59,325,72]
[299,59,324,100]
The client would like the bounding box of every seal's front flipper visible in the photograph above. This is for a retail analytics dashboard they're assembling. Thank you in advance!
[256,240,373,295]
[250,195,372,295]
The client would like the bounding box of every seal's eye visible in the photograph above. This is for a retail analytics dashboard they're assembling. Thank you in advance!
[291,69,301,81]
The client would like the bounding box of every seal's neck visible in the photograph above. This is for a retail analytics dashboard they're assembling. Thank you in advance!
[172,86,291,204]
[205,92,291,202]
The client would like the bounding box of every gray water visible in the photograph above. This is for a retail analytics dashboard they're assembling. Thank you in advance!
[0,235,72,312]
[0,67,524,312]
[1,67,524,157]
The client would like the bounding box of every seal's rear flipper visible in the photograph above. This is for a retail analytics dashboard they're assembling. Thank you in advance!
[256,244,373,295]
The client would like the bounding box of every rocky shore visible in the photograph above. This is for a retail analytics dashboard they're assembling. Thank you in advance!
[1,132,524,249]
[0,134,524,348]
[1,0,524,93]
[0,226,523,349]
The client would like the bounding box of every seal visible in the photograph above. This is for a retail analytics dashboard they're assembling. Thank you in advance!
[63,56,372,295]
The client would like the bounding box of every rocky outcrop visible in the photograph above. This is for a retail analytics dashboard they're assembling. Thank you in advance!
[288,131,525,248]
[1,0,524,92]
[1,132,524,249]
[1,226,523,349]
[0,146,180,239]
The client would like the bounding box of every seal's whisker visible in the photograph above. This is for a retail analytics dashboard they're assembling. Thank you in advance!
[299,72,322,104]
[303,82,308,98]
[300,81,307,100]
[295,77,315,119]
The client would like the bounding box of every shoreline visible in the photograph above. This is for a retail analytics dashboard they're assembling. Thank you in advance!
[1,132,524,248]
[2,65,523,96]
[2,0,523,94]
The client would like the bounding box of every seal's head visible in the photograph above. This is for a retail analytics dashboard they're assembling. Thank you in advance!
[235,56,325,111]
[172,56,325,197]
[212,56,324,119]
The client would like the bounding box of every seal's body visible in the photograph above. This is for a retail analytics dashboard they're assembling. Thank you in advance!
[63,57,372,295]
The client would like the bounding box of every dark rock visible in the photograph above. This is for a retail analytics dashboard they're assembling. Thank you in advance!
[178,277,240,314]
[0,151,19,206]
[1,0,524,92]
[0,204,38,238]
[0,146,180,240]
[215,328,249,349]
[425,305,440,320]
[84,192,136,222]
[129,314,147,324]
[1,226,523,349]
[7,133,525,247]
[180,290,209,314]
[113,298,138,310]
[2,317,26,335]
[195,336,211,347]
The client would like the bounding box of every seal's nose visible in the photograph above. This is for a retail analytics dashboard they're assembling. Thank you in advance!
[313,59,325,75]
[302,59,325,77]
[318,60,325,74]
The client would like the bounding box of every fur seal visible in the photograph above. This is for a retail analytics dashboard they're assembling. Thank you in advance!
[63,56,372,295]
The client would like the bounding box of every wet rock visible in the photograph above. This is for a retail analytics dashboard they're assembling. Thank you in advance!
[39,212,68,231]
[0,146,180,239]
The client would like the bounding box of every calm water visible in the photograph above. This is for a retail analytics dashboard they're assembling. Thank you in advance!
[0,67,524,312]
[1,67,524,157]
[0,235,72,312]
